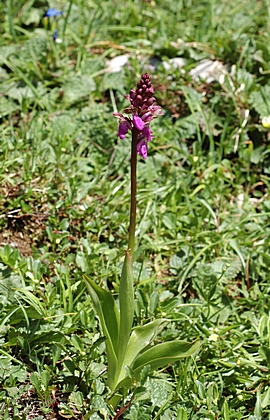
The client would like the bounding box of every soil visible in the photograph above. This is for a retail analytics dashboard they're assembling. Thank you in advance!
[0,212,47,256]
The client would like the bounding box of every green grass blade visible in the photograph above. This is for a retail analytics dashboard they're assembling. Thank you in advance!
[16,289,46,317]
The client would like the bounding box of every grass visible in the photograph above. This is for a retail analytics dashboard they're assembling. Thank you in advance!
[0,0,270,418]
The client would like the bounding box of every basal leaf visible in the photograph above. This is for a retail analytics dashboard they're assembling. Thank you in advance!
[84,276,119,389]
[132,339,201,376]
[62,75,96,102]
[116,319,167,386]
[114,251,134,390]
[84,277,119,352]
[22,36,47,63]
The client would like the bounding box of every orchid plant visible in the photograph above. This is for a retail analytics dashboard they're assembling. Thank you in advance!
[85,74,200,408]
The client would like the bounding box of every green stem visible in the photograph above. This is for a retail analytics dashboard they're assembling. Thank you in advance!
[128,128,138,255]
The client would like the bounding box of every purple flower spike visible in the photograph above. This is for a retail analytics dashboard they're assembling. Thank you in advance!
[113,73,163,158]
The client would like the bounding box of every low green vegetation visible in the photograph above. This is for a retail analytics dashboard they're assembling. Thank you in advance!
[0,0,270,419]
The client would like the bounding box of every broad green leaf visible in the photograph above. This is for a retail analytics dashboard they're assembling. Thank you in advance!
[0,45,18,65]
[261,387,270,408]
[64,359,76,374]
[177,407,188,420]
[22,36,47,62]
[115,251,134,389]
[40,370,50,389]
[132,340,201,375]
[70,334,84,353]
[254,391,262,417]
[249,86,270,117]
[0,97,20,118]
[62,75,96,102]
[222,400,229,420]
[50,112,78,137]
[84,276,119,389]
[118,339,201,390]
[174,113,198,139]
[0,273,23,304]
[116,319,167,386]
[30,372,42,393]
[146,378,172,408]
[21,7,43,25]
[84,276,119,352]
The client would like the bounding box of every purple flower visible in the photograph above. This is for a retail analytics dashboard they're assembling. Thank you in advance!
[137,138,148,159]
[45,8,63,17]
[119,122,129,139]
[133,115,144,131]
[113,73,163,159]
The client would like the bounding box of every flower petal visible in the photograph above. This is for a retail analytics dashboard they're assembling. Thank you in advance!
[133,115,144,131]
[119,122,129,139]
[141,111,152,122]
[142,126,152,142]
[137,139,148,159]
[45,8,63,17]
[149,105,163,116]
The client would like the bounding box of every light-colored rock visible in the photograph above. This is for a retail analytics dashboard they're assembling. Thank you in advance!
[106,54,129,73]
[190,59,227,83]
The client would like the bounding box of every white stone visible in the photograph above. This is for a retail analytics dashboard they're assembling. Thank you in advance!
[106,54,129,73]
[190,59,227,83]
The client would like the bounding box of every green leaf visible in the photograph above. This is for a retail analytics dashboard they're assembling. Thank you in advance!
[21,8,43,25]
[40,370,50,390]
[254,391,262,417]
[261,387,270,408]
[31,331,65,345]
[16,289,46,317]
[51,113,78,137]
[115,251,134,389]
[0,97,20,118]
[177,407,188,420]
[84,276,119,389]
[62,75,96,102]
[22,36,47,62]
[222,400,230,420]
[249,86,270,116]
[0,45,17,66]
[132,339,201,376]
[64,360,76,374]
[146,378,172,408]
[30,372,41,393]
[116,319,167,386]
[70,334,84,353]
[84,276,119,351]
[174,114,198,139]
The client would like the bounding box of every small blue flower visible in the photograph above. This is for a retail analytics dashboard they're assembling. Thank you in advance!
[52,29,58,41]
[45,8,63,17]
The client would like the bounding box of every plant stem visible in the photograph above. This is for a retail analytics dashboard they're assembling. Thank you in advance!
[128,128,138,255]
